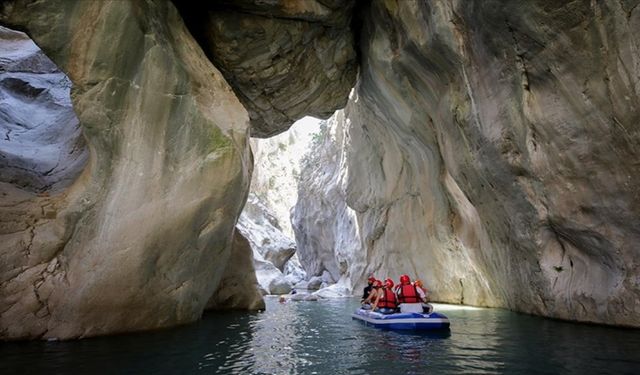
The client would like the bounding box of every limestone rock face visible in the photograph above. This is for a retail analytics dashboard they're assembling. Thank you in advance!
[249,117,319,238]
[0,26,87,193]
[239,194,296,271]
[237,194,303,295]
[292,113,361,286]
[0,0,254,340]
[294,1,640,326]
[206,231,265,311]
[175,1,358,137]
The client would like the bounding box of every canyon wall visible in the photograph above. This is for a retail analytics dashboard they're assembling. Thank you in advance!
[292,112,361,285]
[294,0,640,326]
[174,1,358,137]
[1,0,638,339]
[0,0,355,340]
[237,119,318,295]
[0,0,256,340]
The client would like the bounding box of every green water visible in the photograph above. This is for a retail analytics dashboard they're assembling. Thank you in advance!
[2,297,639,374]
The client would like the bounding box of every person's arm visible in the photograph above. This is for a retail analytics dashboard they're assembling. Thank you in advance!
[361,287,369,302]
[417,287,427,302]
[362,290,369,304]
[371,290,381,310]
[364,289,374,304]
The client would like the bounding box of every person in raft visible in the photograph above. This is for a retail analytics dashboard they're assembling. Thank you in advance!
[414,279,434,314]
[371,278,398,314]
[362,279,381,309]
[361,276,376,305]
[395,274,425,313]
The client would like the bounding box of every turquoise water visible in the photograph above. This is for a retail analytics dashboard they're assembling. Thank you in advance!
[2,297,640,374]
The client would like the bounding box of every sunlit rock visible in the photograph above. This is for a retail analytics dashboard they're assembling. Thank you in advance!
[283,255,306,286]
[313,282,351,298]
[238,194,296,271]
[249,117,320,238]
[294,1,640,326]
[292,112,362,287]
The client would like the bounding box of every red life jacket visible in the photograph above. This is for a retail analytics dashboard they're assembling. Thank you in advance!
[377,288,397,309]
[398,284,421,303]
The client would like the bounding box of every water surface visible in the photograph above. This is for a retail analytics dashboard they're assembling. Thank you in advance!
[2,298,639,374]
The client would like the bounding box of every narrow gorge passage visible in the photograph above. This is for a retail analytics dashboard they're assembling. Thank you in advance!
[1,0,640,373]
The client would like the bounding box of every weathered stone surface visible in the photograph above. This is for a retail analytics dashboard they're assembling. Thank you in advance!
[252,249,293,295]
[250,117,320,238]
[206,230,265,311]
[306,276,323,290]
[294,0,640,326]
[237,193,300,295]
[292,112,361,287]
[236,118,314,294]
[239,194,295,271]
[175,1,358,137]
[0,0,253,340]
[0,26,87,193]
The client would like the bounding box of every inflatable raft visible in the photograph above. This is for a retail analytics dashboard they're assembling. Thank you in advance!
[351,308,450,330]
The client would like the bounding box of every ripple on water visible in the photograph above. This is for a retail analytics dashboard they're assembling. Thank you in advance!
[2,298,640,374]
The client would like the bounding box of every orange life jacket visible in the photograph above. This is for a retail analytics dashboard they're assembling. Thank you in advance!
[397,284,421,303]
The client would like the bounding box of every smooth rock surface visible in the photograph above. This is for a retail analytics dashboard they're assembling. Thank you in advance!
[294,0,640,326]
[0,26,87,193]
[206,231,265,311]
[0,0,254,340]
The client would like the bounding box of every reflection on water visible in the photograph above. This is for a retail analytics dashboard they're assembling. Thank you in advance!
[2,298,640,374]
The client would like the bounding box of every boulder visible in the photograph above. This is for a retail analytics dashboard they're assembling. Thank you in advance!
[269,278,293,295]
[238,194,296,271]
[307,276,323,290]
[252,249,293,295]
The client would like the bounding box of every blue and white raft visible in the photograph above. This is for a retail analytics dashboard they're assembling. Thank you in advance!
[351,308,450,330]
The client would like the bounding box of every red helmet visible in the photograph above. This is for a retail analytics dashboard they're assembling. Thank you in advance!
[367,276,376,283]
[400,274,411,285]
[384,278,394,288]
[374,279,383,288]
